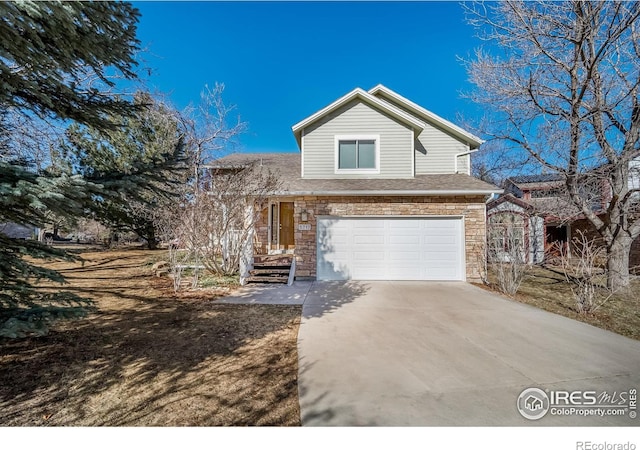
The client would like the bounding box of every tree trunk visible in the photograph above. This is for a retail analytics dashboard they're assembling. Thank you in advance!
[146,230,159,250]
[606,237,632,290]
[143,223,159,250]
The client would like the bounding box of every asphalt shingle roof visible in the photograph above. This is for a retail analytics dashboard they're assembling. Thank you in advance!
[211,153,501,195]
[507,173,564,186]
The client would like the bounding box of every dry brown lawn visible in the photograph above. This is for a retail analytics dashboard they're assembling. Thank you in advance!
[0,247,301,426]
[481,265,640,341]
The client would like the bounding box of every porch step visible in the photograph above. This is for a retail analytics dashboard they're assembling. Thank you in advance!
[246,276,289,284]
[251,261,291,269]
[247,254,292,284]
[250,268,291,275]
[253,255,293,265]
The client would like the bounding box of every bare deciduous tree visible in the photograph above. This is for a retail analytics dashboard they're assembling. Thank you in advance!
[153,83,258,290]
[154,202,192,292]
[487,218,528,296]
[155,163,281,289]
[559,230,614,314]
[465,1,640,290]
[180,83,247,194]
[197,164,281,276]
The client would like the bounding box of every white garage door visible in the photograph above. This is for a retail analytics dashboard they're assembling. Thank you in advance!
[317,217,464,281]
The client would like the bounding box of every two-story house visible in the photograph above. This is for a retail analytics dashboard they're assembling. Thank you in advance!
[215,85,501,282]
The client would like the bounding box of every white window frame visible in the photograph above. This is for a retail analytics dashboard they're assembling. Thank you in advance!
[334,134,380,174]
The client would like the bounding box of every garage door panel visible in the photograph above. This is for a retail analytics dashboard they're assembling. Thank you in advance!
[424,254,459,264]
[389,221,420,229]
[425,238,457,246]
[353,220,384,229]
[325,250,349,259]
[425,227,458,236]
[423,251,459,261]
[354,251,385,261]
[389,235,421,245]
[423,219,456,228]
[352,268,387,279]
[353,235,385,245]
[323,235,349,246]
[389,250,421,261]
[424,242,459,251]
[317,217,463,281]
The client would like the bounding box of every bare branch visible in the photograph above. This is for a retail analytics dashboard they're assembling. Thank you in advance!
[464,0,640,289]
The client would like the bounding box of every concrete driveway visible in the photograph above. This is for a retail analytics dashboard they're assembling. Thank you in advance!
[297,281,640,426]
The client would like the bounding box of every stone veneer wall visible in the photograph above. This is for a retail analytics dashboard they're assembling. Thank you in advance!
[291,195,488,282]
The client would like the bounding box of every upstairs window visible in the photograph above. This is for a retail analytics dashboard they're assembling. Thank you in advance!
[335,135,379,173]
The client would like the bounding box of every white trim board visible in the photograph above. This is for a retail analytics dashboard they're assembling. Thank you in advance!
[368,84,484,149]
[291,87,426,148]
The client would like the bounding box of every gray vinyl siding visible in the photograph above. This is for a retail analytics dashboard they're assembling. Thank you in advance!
[374,95,470,175]
[302,100,413,179]
[456,153,470,175]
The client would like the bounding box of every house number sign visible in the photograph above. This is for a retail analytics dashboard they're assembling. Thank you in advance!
[298,224,312,231]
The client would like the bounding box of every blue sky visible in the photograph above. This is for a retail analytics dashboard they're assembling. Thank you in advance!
[133,1,483,154]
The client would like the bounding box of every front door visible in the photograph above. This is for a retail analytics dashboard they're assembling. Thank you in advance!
[279,202,295,250]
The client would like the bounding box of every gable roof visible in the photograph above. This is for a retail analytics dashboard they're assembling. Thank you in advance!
[211,153,502,196]
[291,87,427,149]
[368,84,484,149]
[507,174,564,186]
[488,189,585,221]
[487,193,534,212]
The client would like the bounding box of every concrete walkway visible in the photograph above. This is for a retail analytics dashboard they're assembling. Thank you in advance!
[297,281,640,426]
[215,281,313,305]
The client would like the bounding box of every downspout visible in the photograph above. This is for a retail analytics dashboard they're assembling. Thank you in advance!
[454,149,478,175]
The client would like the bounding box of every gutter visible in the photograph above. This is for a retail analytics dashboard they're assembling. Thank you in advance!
[272,189,504,197]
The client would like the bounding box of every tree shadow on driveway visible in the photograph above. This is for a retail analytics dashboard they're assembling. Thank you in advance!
[301,281,370,319]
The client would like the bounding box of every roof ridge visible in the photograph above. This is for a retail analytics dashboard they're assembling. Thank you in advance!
[291,87,427,148]
[367,84,483,148]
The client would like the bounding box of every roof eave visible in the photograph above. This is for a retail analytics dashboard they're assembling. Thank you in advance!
[273,189,504,197]
[368,84,484,149]
[487,193,534,211]
[291,87,426,149]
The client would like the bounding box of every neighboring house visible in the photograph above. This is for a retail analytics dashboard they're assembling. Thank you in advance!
[0,222,39,240]
[488,174,577,263]
[486,194,544,264]
[215,85,501,282]
[487,170,640,270]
